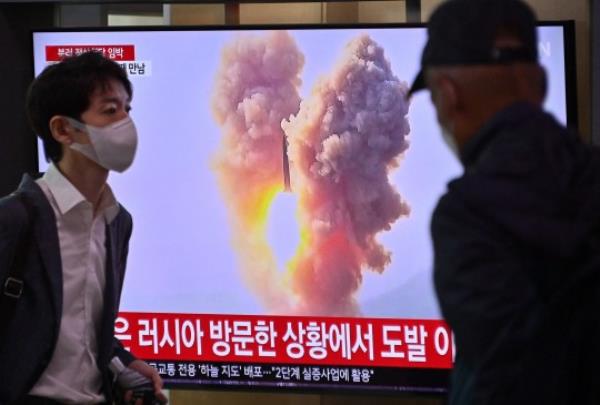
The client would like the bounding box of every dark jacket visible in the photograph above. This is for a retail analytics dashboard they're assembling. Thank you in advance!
[432,102,600,404]
[0,174,136,404]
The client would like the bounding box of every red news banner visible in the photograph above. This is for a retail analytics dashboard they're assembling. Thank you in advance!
[115,313,454,369]
[45,45,135,61]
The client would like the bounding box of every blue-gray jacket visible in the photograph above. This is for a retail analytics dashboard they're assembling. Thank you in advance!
[0,174,136,404]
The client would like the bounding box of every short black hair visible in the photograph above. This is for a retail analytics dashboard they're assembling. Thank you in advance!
[26,51,133,163]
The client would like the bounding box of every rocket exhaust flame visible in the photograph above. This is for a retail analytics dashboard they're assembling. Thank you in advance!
[212,32,411,316]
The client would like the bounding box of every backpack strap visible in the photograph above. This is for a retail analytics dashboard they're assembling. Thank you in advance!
[1,193,35,323]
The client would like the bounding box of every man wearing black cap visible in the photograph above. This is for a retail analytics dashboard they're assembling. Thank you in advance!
[410,0,600,404]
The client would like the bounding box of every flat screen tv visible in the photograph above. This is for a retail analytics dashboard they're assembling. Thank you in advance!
[32,22,576,394]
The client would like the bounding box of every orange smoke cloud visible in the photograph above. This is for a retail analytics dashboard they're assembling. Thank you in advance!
[211,31,304,312]
[282,34,411,316]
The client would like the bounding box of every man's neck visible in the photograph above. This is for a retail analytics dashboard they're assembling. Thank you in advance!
[56,155,109,211]
[456,97,541,151]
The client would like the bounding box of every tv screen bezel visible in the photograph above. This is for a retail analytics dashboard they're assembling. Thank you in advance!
[30,20,578,396]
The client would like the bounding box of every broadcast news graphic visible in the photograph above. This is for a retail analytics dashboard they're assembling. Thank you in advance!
[33,25,571,393]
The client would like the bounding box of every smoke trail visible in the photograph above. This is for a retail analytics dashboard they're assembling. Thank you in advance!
[211,31,304,312]
[282,34,411,316]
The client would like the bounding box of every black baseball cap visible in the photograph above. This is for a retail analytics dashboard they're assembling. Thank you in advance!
[408,0,539,96]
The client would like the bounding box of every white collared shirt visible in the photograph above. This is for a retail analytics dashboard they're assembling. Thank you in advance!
[30,163,119,404]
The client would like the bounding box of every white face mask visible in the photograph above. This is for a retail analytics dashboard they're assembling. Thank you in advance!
[66,116,138,173]
[441,126,459,158]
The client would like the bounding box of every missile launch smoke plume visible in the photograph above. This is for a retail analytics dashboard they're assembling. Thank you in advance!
[211,31,304,312]
[282,34,411,316]
[212,32,411,316]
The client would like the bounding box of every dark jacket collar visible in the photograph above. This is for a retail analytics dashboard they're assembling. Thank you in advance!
[460,101,541,167]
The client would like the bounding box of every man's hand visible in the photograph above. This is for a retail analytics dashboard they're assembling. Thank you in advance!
[125,359,168,404]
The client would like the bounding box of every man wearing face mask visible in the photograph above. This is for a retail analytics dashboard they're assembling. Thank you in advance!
[409,0,600,404]
[0,52,167,404]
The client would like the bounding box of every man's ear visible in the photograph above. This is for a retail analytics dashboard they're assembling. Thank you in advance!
[49,116,75,146]
[437,76,460,112]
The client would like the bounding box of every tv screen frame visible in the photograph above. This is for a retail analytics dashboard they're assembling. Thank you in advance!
[30,20,578,396]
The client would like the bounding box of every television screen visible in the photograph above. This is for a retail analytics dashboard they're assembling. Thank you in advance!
[32,23,574,393]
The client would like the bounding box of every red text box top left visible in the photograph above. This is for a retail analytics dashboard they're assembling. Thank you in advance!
[45,45,135,61]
